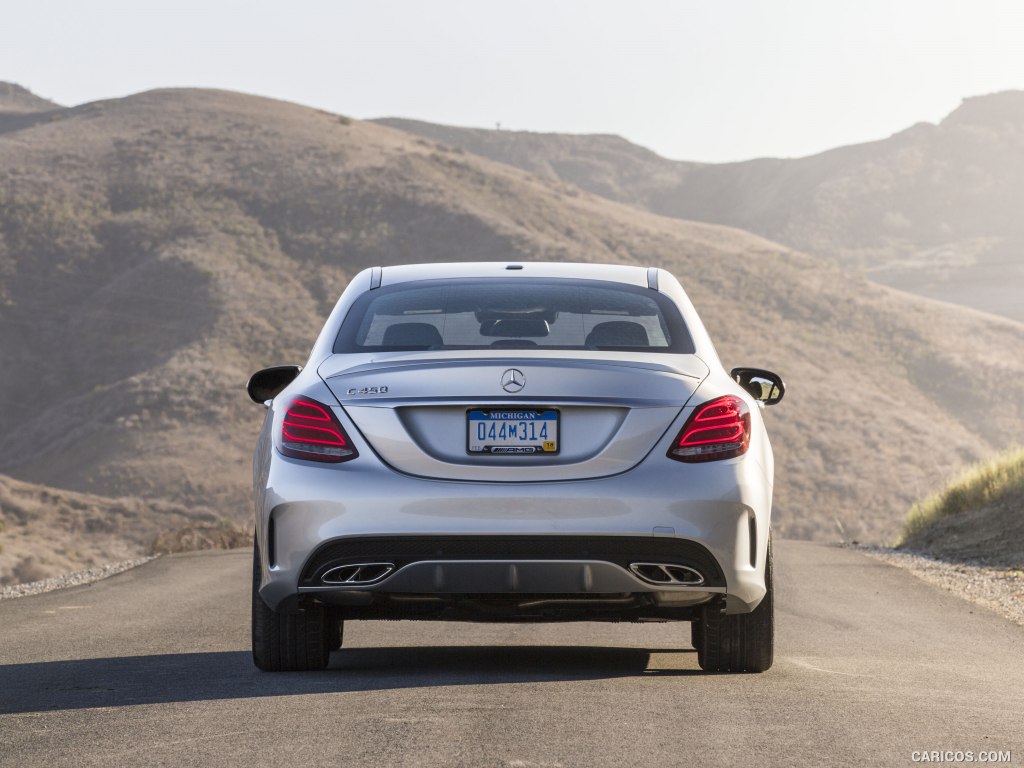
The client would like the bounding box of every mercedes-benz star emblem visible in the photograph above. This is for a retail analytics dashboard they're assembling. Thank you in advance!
[500,368,526,393]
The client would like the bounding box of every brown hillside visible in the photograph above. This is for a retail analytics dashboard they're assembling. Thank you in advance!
[0,474,172,584]
[0,473,250,585]
[380,93,1024,322]
[0,82,61,114]
[0,82,64,135]
[373,118,703,208]
[1,87,1023,582]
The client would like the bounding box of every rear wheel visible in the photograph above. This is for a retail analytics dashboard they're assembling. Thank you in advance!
[695,538,774,673]
[327,618,344,652]
[251,541,331,671]
[690,620,704,654]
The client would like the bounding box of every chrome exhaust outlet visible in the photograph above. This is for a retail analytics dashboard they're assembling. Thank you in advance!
[629,562,705,586]
[321,562,394,585]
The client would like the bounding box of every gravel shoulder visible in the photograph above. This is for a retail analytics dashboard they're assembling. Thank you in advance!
[854,544,1024,626]
[0,557,156,600]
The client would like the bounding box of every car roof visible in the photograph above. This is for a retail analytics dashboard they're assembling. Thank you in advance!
[379,261,650,287]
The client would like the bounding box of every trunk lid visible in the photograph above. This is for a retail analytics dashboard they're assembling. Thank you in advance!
[319,351,708,481]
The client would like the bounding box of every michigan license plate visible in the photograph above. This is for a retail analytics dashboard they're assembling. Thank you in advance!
[467,409,559,455]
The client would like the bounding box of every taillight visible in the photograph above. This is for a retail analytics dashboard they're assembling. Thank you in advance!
[279,396,358,463]
[668,395,750,463]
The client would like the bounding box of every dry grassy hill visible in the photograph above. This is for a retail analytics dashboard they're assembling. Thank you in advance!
[0,473,248,584]
[899,447,1024,566]
[0,83,60,114]
[0,83,63,137]
[380,92,1024,322]
[372,120,704,209]
[1,85,1023,581]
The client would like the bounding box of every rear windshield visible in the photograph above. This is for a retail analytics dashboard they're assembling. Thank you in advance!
[333,278,695,353]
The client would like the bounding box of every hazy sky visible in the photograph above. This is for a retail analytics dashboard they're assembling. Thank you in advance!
[4,0,1024,162]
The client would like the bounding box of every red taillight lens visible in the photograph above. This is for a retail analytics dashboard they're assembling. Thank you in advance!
[279,396,357,463]
[668,395,751,463]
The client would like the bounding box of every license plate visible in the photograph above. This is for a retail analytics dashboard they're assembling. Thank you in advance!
[467,408,559,455]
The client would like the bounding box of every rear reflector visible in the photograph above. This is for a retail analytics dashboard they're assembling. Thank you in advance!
[279,396,357,463]
[668,395,750,462]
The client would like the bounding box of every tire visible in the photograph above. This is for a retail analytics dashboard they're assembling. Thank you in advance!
[690,620,703,654]
[251,541,331,671]
[695,538,774,673]
[327,618,344,652]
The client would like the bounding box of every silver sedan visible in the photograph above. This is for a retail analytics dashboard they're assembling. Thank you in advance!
[247,262,785,672]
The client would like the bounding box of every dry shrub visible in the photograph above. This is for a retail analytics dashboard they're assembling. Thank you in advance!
[12,557,49,584]
[150,520,253,555]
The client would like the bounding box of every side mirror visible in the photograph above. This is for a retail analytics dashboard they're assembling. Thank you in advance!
[731,367,785,406]
[246,365,301,404]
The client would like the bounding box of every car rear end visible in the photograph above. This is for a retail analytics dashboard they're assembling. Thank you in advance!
[250,263,778,672]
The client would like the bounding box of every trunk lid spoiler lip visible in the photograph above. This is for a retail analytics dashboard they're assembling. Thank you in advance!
[318,354,709,409]
[328,394,690,408]
[318,353,710,382]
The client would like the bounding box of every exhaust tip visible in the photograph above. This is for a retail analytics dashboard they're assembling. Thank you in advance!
[629,562,705,586]
[321,562,394,585]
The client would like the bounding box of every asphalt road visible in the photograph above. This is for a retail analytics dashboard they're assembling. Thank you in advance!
[1,541,1021,768]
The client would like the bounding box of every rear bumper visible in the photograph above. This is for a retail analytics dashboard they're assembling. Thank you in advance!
[302,559,721,605]
[293,534,726,610]
[256,446,772,615]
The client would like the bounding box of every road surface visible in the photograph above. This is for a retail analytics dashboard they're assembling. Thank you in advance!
[1,541,1021,767]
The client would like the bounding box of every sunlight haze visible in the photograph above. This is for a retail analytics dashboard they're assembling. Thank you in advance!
[3,0,1024,161]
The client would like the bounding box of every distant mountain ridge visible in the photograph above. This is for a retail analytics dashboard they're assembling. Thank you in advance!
[1,86,1023,582]
[0,82,60,113]
[378,90,1024,322]
[372,117,704,210]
